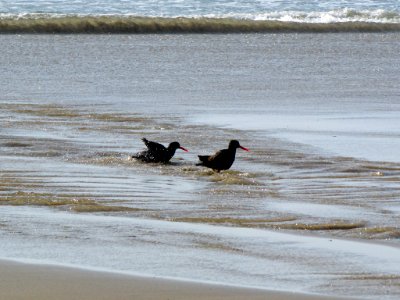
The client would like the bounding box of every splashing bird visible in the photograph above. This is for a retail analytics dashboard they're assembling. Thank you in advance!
[131,138,188,163]
[196,140,249,172]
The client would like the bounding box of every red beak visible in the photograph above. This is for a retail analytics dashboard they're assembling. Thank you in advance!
[179,146,189,152]
[240,146,249,152]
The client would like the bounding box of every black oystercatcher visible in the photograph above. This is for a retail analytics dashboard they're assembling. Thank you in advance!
[196,140,249,172]
[131,138,188,163]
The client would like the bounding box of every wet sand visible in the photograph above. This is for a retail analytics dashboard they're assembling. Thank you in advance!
[0,259,348,300]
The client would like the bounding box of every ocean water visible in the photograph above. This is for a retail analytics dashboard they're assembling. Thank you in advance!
[1,0,400,33]
[1,1,400,299]
[1,0,400,21]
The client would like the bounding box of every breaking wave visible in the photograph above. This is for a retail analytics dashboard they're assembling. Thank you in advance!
[1,14,400,33]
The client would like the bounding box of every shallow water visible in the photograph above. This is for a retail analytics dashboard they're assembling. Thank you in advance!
[1,33,400,299]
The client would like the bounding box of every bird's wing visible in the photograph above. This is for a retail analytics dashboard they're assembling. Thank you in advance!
[141,138,166,152]
[208,149,226,161]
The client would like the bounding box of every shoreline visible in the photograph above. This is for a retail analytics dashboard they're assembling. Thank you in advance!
[1,205,400,299]
[0,258,351,300]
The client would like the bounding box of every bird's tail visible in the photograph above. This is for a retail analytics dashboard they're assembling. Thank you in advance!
[196,155,209,166]
[129,153,139,159]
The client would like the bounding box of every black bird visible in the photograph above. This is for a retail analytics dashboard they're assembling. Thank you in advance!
[132,138,188,163]
[196,140,249,172]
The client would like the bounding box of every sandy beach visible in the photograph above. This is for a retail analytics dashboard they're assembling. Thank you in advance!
[0,259,350,300]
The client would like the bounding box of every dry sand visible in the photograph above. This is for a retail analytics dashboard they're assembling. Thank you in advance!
[0,259,351,300]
